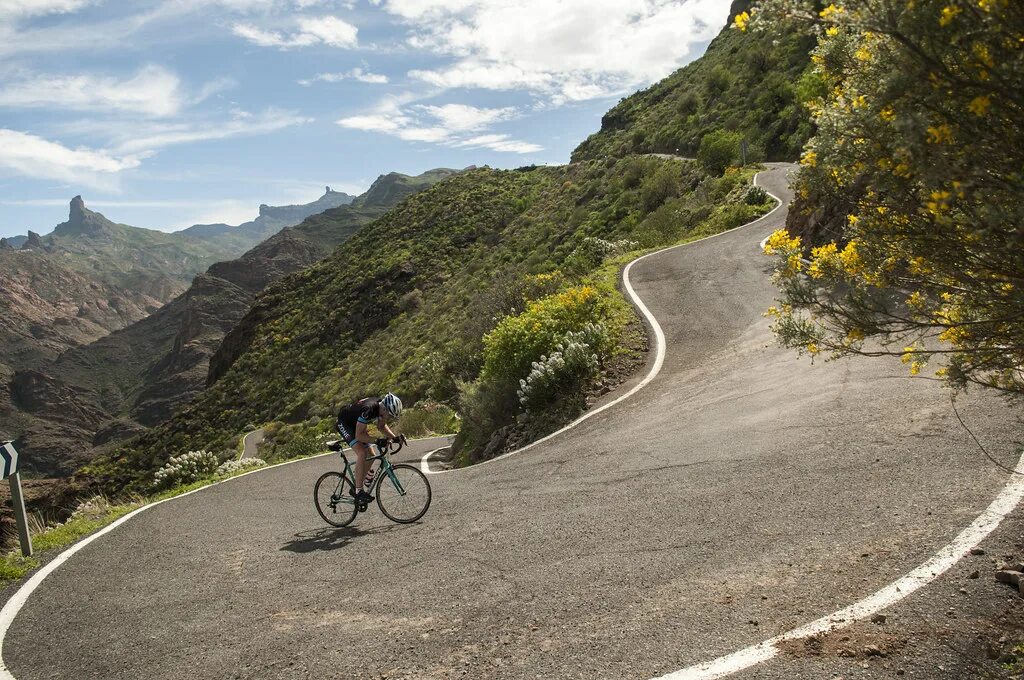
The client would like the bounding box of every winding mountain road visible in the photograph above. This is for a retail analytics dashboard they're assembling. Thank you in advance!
[3,165,1020,679]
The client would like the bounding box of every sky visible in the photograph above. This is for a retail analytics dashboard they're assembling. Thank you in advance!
[0,0,731,237]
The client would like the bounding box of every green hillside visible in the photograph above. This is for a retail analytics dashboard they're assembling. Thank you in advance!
[572,2,815,163]
[90,157,774,491]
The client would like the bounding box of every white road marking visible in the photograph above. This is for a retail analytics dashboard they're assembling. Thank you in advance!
[658,452,1024,679]
[0,435,450,679]
[420,170,785,476]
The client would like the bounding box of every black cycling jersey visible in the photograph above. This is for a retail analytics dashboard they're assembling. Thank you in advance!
[337,397,381,443]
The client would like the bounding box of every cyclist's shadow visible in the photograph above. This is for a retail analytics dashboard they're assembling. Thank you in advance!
[280,524,401,554]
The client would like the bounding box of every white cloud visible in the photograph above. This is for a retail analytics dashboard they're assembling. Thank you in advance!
[417,103,515,131]
[0,129,140,190]
[233,15,357,49]
[377,0,728,105]
[338,100,540,154]
[299,68,389,86]
[0,0,92,19]
[455,134,543,154]
[0,65,192,118]
[109,108,313,154]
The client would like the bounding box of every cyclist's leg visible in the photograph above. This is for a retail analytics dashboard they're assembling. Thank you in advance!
[351,441,370,495]
[337,418,364,495]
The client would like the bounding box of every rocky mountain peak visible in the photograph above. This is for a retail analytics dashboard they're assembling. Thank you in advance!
[21,231,43,250]
[0,237,13,250]
[53,195,116,237]
[70,195,86,220]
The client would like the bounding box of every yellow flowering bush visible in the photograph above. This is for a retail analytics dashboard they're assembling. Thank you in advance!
[481,286,606,385]
[751,0,1024,393]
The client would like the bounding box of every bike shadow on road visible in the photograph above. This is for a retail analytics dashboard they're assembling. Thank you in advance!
[280,524,403,554]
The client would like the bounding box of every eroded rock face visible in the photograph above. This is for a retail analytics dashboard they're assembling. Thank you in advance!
[10,371,108,427]
[7,370,111,476]
[784,180,865,251]
[20,231,43,250]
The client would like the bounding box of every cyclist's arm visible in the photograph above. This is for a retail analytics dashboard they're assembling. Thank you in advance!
[378,417,398,439]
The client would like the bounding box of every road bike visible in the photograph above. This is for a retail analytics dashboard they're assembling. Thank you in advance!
[314,434,432,527]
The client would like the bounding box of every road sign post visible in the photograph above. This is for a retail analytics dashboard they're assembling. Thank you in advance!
[1,442,31,557]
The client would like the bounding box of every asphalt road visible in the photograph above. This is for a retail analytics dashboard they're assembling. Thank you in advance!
[4,165,1020,680]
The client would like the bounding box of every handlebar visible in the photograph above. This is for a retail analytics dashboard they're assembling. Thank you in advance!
[375,434,407,455]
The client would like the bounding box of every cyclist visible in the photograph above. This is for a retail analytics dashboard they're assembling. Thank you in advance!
[336,392,403,505]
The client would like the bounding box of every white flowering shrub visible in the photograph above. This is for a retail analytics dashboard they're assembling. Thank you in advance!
[152,450,220,489]
[517,324,604,413]
[215,457,267,476]
[580,237,640,260]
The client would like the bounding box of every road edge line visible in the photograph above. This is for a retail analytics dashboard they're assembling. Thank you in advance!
[0,434,450,679]
[421,167,787,475]
[657,452,1024,680]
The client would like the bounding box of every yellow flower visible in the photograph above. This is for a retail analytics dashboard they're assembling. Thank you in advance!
[880,105,896,121]
[907,291,926,308]
[733,11,750,32]
[801,150,818,167]
[839,240,863,276]
[826,26,840,37]
[926,124,953,144]
[940,6,961,26]
[807,342,820,355]
[820,4,845,21]
[968,95,991,116]
[764,229,801,255]
[926,190,952,214]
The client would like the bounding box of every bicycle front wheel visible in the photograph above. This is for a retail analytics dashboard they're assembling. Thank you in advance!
[376,464,431,523]
[314,471,358,527]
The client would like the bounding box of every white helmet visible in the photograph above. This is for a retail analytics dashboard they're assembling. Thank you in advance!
[381,392,403,419]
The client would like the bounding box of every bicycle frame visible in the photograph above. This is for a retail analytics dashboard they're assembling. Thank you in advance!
[332,442,409,504]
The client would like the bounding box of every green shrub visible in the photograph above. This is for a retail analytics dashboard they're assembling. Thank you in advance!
[640,165,681,211]
[745,186,770,205]
[698,130,742,175]
[400,401,460,437]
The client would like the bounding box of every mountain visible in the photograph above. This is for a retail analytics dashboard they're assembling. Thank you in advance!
[572,0,813,163]
[177,186,355,251]
[4,169,456,477]
[0,198,228,374]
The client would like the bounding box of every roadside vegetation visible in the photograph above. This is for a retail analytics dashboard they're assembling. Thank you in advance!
[79,157,774,494]
[572,0,815,164]
[752,0,1024,397]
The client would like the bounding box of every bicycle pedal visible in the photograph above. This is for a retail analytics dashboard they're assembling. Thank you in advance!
[357,502,368,512]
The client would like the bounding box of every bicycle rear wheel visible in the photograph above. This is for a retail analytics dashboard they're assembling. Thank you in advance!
[314,471,358,527]
[376,464,431,523]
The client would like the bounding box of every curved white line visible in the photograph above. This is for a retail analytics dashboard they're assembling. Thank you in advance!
[421,170,786,476]
[0,435,450,679]
[659,452,1024,679]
